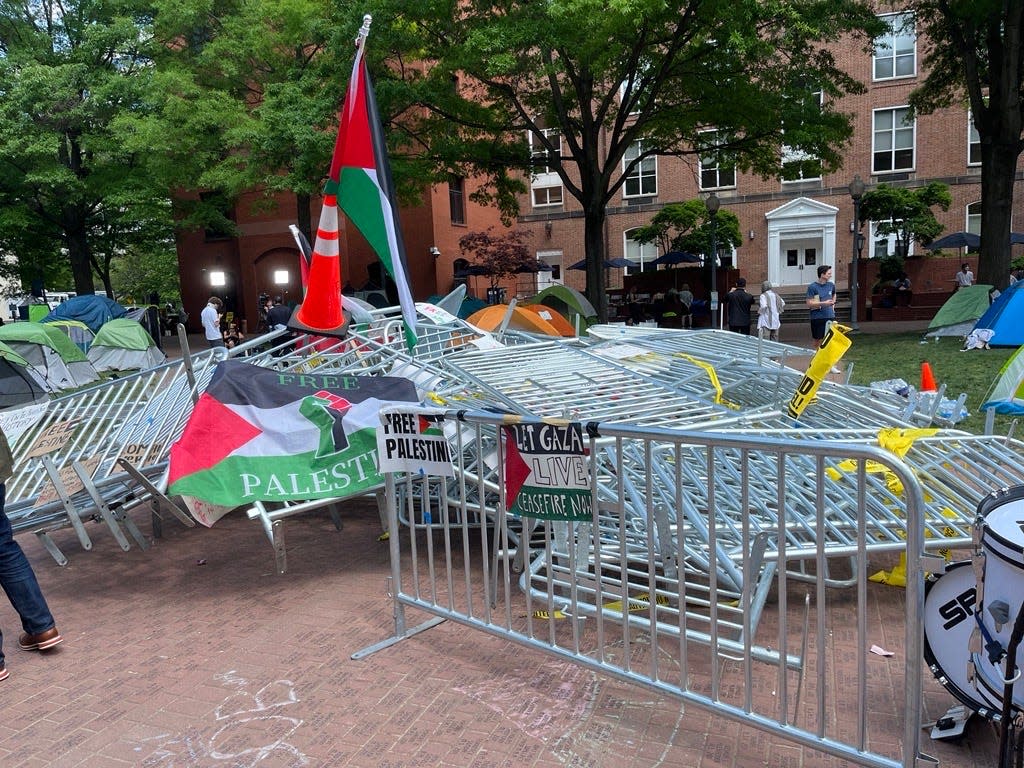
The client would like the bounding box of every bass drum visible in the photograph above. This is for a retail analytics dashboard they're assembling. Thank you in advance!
[923,560,998,719]
[970,486,1024,715]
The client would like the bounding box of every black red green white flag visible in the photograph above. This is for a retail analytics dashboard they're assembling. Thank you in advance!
[167,360,417,509]
[328,21,418,350]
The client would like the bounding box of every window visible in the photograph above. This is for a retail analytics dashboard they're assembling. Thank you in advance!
[698,131,736,190]
[449,175,466,225]
[624,229,657,273]
[529,128,560,175]
[870,220,913,259]
[623,140,657,197]
[967,201,982,235]
[781,91,824,182]
[873,13,915,80]
[528,129,564,209]
[968,114,981,166]
[872,107,915,173]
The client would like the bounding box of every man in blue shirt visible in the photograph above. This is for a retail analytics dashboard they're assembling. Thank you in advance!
[806,265,836,348]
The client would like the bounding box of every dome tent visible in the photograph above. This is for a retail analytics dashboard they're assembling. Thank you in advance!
[88,319,167,372]
[0,322,99,391]
[41,294,127,333]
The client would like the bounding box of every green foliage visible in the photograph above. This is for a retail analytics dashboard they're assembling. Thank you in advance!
[909,2,1022,286]
[857,182,951,253]
[0,1,182,295]
[368,0,885,318]
[843,331,1016,436]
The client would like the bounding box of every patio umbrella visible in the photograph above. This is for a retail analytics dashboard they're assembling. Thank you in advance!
[568,257,640,270]
[652,250,701,266]
[926,231,980,250]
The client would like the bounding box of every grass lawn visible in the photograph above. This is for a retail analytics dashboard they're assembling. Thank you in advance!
[839,330,1016,435]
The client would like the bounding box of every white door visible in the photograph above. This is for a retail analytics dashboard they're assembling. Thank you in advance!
[537,250,563,290]
[778,238,821,287]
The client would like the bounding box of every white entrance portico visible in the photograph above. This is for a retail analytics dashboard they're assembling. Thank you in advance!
[764,197,839,290]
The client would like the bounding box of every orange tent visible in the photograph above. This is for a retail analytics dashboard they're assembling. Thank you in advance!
[466,304,567,337]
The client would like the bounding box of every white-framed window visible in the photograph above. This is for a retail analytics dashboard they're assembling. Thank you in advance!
[623,140,657,198]
[698,130,736,190]
[529,128,560,175]
[968,114,981,166]
[869,219,914,259]
[967,201,982,235]
[624,229,658,273]
[873,12,915,81]
[532,186,563,207]
[781,90,824,182]
[528,128,564,209]
[872,107,915,173]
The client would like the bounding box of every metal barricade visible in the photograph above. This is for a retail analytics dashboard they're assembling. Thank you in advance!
[357,409,931,768]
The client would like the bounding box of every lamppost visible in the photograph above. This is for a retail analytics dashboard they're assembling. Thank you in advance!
[848,175,865,330]
[706,193,720,327]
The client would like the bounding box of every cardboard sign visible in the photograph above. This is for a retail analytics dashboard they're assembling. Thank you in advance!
[27,419,80,458]
[34,456,102,507]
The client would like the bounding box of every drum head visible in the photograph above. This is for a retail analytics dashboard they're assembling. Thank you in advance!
[923,561,997,719]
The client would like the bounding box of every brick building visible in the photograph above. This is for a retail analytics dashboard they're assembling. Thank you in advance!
[174,175,505,334]
[512,10,1017,317]
[176,10,1018,329]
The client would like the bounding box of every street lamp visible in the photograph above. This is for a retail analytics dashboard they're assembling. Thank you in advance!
[848,175,865,330]
[706,193,720,326]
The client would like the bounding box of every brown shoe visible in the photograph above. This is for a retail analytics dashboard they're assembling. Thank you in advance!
[18,627,63,651]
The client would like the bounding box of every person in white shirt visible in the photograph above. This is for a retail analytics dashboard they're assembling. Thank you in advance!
[757,281,785,341]
[201,297,224,348]
[953,263,974,290]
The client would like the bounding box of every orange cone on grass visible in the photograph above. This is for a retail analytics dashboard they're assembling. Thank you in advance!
[920,361,937,392]
[288,194,348,338]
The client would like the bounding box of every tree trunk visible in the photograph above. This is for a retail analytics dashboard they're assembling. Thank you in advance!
[295,192,312,247]
[64,215,94,295]
[979,138,1017,288]
[583,202,609,322]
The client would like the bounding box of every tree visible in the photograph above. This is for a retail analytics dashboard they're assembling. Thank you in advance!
[0,1,178,295]
[632,199,742,259]
[856,182,951,255]
[909,2,1024,287]
[369,0,883,320]
[458,229,536,289]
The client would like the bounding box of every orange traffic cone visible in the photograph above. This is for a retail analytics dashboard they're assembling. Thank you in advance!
[288,193,348,338]
[920,361,937,392]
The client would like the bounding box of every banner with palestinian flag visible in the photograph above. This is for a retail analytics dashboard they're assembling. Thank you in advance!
[502,421,593,521]
[328,20,418,350]
[167,360,418,517]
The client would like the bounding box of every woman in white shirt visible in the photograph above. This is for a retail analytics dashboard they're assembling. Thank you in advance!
[757,281,785,341]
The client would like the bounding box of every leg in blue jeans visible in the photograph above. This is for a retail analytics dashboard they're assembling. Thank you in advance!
[0,483,57,668]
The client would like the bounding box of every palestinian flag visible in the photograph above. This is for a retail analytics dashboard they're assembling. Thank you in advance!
[168,360,417,509]
[328,32,418,350]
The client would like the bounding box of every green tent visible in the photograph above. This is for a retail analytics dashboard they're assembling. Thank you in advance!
[88,319,166,372]
[523,284,599,330]
[0,322,98,390]
[925,285,994,338]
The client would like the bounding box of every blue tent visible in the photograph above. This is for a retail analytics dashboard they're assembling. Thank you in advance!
[972,281,1024,347]
[42,294,127,333]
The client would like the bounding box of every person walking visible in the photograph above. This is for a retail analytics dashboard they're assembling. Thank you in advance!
[201,297,224,349]
[726,278,754,335]
[0,427,63,681]
[953,263,974,290]
[806,265,836,348]
[756,280,785,341]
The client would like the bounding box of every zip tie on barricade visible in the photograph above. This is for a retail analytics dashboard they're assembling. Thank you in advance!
[586,421,600,439]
